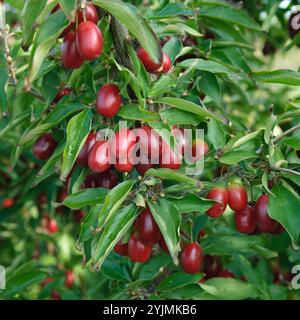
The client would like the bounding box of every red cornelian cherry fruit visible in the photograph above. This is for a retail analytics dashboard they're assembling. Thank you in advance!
[135,208,160,244]
[64,270,74,288]
[114,240,128,256]
[62,32,84,69]
[33,133,57,160]
[181,242,203,274]
[96,169,118,189]
[235,205,256,234]
[255,194,278,233]
[88,141,111,173]
[227,184,248,212]
[206,187,228,218]
[128,234,152,263]
[77,132,96,167]
[96,84,122,118]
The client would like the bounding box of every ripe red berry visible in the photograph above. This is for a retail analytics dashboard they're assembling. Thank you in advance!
[110,128,136,161]
[53,88,72,104]
[235,205,256,234]
[159,143,181,170]
[51,291,61,300]
[135,125,161,160]
[64,270,74,288]
[272,223,285,235]
[74,210,85,223]
[88,141,111,173]
[114,159,133,173]
[96,169,118,189]
[114,240,128,256]
[135,208,160,244]
[83,174,97,188]
[206,187,228,218]
[255,194,278,233]
[77,132,96,167]
[137,48,161,73]
[136,162,154,176]
[61,32,84,69]
[156,52,172,73]
[128,234,152,263]
[3,198,14,208]
[96,84,122,118]
[33,133,57,160]
[181,242,203,274]
[203,255,222,279]
[218,269,235,278]
[46,218,59,234]
[227,184,248,211]
[76,21,103,60]
[77,4,98,24]
[191,139,209,162]
[297,150,300,158]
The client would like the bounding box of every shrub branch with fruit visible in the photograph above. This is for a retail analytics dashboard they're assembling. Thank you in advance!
[0,0,300,300]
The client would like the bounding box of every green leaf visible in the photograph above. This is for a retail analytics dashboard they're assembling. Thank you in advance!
[162,37,183,63]
[156,97,222,122]
[200,6,260,31]
[201,278,259,300]
[92,0,162,64]
[207,118,226,150]
[268,183,300,244]
[22,0,47,47]
[197,71,222,105]
[63,188,108,209]
[151,3,194,19]
[148,74,177,98]
[278,136,300,150]
[78,205,102,243]
[60,109,93,180]
[138,254,172,281]
[264,113,277,144]
[252,70,300,86]
[0,111,31,139]
[220,150,257,165]
[0,53,9,115]
[231,130,262,149]
[160,108,202,126]
[145,168,198,186]
[93,204,139,269]
[147,199,181,265]
[157,272,203,292]
[58,0,77,19]
[171,194,214,214]
[98,180,135,226]
[118,104,160,122]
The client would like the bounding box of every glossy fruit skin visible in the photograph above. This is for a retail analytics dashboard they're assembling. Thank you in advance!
[110,128,136,161]
[114,240,128,256]
[136,162,154,176]
[96,169,118,189]
[235,205,256,234]
[62,32,84,69]
[74,210,85,223]
[76,21,103,60]
[64,270,74,288]
[272,223,285,235]
[77,4,98,24]
[218,269,235,278]
[157,52,172,73]
[88,141,111,173]
[128,234,152,263]
[227,184,248,211]
[33,133,57,160]
[3,198,14,208]
[77,132,96,167]
[181,242,203,274]
[206,187,228,218]
[114,159,133,173]
[191,139,209,162]
[255,194,278,233]
[159,143,181,170]
[47,218,59,234]
[137,48,162,73]
[203,255,222,279]
[136,125,161,160]
[96,84,122,118]
[135,208,160,244]
[53,88,72,104]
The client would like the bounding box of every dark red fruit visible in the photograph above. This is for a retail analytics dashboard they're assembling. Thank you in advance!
[159,236,169,254]
[88,141,111,173]
[191,139,209,162]
[156,52,172,73]
[83,174,97,188]
[198,229,206,239]
[114,240,128,256]
[62,32,84,69]
[227,184,248,211]
[46,218,59,234]
[135,208,160,244]
[135,125,161,160]
[76,21,103,60]
[235,205,255,234]
[181,242,203,274]
[136,162,154,176]
[110,128,136,161]
[218,269,235,278]
[74,210,85,223]
[297,150,300,158]
[33,133,57,160]
[203,255,222,279]
[159,143,181,170]
[272,223,285,235]
[53,88,72,104]
[64,270,74,288]
[114,159,133,173]
[51,291,61,300]
[137,48,161,73]
[206,187,228,218]
[255,194,278,233]
[96,84,122,118]
[128,234,152,263]
[96,169,118,189]
[289,11,300,38]
[3,198,14,208]
[77,132,96,167]
[77,4,98,24]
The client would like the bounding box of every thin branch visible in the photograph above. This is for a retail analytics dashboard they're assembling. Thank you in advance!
[273,124,300,143]
[271,166,300,177]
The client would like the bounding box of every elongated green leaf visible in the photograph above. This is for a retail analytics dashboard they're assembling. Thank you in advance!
[252,69,300,86]
[78,205,102,243]
[118,104,160,122]
[147,199,181,265]
[160,108,202,126]
[58,0,77,19]
[231,130,262,149]
[220,150,257,165]
[207,118,226,150]
[98,180,135,226]
[158,272,203,292]
[0,52,9,115]
[268,183,300,244]
[63,188,108,209]
[61,109,93,180]
[138,254,172,281]
[171,194,214,214]
[92,0,162,64]
[93,204,139,269]
[156,97,222,122]
[151,3,193,19]
[264,113,277,144]
[0,111,30,138]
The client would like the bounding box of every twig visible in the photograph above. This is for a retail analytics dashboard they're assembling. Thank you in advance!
[273,124,300,143]
[271,166,300,177]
